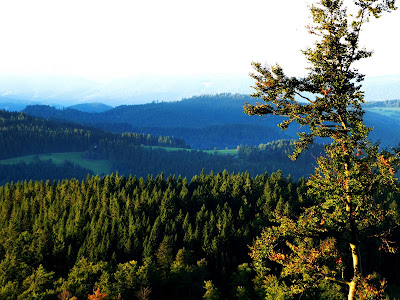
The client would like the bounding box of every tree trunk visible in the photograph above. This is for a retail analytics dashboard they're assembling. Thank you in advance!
[348,280,357,300]
[348,243,360,300]
[345,159,361,300]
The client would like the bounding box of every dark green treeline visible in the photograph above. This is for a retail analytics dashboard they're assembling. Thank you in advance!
[83,140,323,181]
[0,109,187,160]
[0,159,93,186]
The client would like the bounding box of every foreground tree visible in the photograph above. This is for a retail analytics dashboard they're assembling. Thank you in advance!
[244,0,399,299]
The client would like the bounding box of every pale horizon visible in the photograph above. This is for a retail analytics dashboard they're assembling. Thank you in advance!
[0,0,399,106]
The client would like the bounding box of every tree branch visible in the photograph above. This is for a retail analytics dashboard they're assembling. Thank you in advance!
[325,276,350,286]
[294,91,314,104]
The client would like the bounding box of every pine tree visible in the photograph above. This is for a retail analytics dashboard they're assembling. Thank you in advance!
[245,0,399,299]
[202,280,221,300]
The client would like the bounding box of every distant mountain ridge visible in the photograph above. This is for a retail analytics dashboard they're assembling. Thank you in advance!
[1,73,400,107]
[363,99,400,108]
[0,99,28,112]
[23,94,298,149]
[22,94,400,149]
[68,102,113,113]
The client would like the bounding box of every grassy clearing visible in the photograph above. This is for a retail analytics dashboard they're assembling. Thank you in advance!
[0,152,112,175]
[144,145,193,152]
[366,107,400,118]
[144,145,238,156]
[203,149,238,155]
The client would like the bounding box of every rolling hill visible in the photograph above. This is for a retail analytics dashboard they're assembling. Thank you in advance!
[22,94,400,149]
[22,94,299,149]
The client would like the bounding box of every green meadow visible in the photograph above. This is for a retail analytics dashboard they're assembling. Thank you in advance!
[0,152,112,175]
[143,145,238,155]
[203,148,238,155]
[366,107,400,118]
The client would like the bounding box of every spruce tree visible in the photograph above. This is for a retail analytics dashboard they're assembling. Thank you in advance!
[245,0,399,299]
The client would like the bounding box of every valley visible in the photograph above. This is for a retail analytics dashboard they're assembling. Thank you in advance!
[1,0,400,297]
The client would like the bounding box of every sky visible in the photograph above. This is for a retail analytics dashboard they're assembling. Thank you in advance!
[0,0,399,84]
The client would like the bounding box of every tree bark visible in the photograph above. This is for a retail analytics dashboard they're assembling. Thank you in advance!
[348,243,360,300]
[348,279,357,300]
[344,157,361,300]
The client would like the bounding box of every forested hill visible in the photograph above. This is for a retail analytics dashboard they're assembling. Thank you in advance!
[0,109,324,183]
[23,94,266,128]
[0,110,187,160]
[23,94,400,149]
[22,94,297,149]
[361,99,400,147]
[68,102,113,113]
[363,99,400,108]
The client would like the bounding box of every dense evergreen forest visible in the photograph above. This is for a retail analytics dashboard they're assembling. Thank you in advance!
[0,159,93,186]
[0,171,398,299]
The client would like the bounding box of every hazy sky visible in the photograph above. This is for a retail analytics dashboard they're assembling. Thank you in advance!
[0,0,399,82]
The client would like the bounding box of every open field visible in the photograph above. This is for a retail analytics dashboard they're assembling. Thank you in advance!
[144,145,193,152]
[143,145,238,155]
[203,149,238,155]
[366,107,400,118]
[0,152,112,175]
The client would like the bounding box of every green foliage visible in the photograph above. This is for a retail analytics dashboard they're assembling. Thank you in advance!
[19,265,56,299]
[63,258,109,299]
[203,280,221,300]
[261,275,291,300]
[112,260,142,297]
[230,263,253,300]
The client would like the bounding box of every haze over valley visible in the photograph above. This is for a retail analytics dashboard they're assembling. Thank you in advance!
[1,73,400,110]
